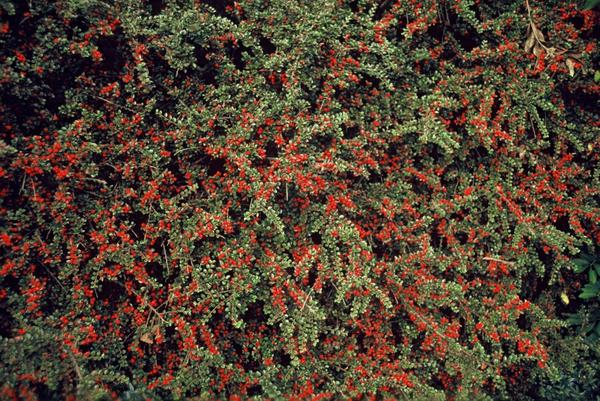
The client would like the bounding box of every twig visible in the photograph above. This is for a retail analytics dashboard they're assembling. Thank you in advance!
[122,285,168,324]
[162,241,170,277]
[41,262,67,292]
[83,177,108,185]
[403,300,480,363]
[32,232,67,292]
[30,177,37,199]
[19,173,26,195]
[300,288,314,311]
[65,347,83,382]
[91,95,137,113]
[174,146,200,156]
[482,256,515,266]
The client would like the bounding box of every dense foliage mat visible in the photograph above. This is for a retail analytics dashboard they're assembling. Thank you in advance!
[0,0,599,400]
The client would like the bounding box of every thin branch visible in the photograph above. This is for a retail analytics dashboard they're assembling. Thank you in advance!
[482,256,515,266]
[162,241,171,277]
[65,347,83,382]
[91,95,137,113]
[300,288,314,311]
[118,284,168,324]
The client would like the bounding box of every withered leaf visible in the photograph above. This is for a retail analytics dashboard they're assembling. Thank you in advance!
[531,24,545,43]
[140,332,154,344]
[532,44,543,57]
[524,30,536,53]
[566,58,576,77]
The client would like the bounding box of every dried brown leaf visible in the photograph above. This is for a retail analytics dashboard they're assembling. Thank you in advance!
[533,44,543,57]
[140,332,154,344]
[524,31,536,53]
[566,58,576,77]
[532,25,545,43]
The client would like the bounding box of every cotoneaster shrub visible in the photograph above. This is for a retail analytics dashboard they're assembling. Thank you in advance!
[0,0,598,400]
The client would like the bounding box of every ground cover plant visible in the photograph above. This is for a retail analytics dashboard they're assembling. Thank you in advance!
[0,0,599,400]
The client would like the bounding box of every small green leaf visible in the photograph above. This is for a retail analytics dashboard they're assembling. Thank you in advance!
[581,253,596,262]
[594,263,600,275]
[590,310,600,321]
[582,322,595,333]
[595,70,600,83]
[565,313,582,325]
[590,269,598,284]
[0,0,16,15]
[572,258,590,273]
[579,291,597,300]
[121,390,146,401]
[583,0,600,10]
